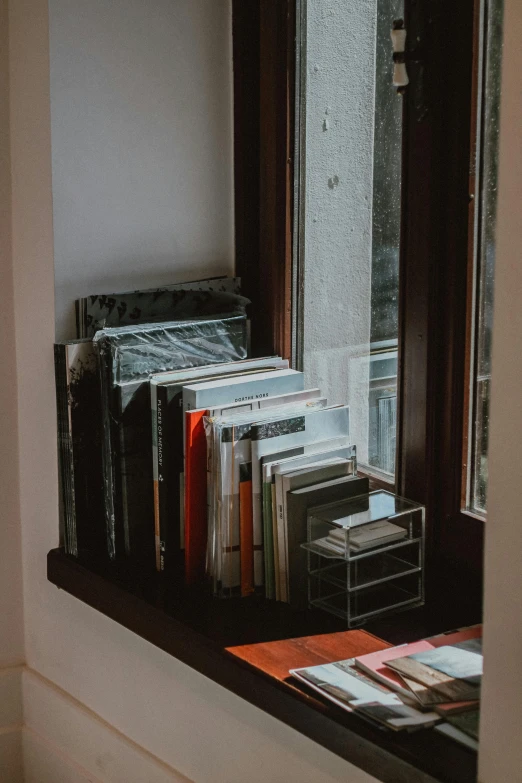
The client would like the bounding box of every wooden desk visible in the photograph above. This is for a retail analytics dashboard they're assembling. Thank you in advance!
[227,629,389,697]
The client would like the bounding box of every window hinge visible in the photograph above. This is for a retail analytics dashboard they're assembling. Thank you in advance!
[391,20,409,93]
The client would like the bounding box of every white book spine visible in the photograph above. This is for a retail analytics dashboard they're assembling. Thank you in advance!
[249,440,265,587]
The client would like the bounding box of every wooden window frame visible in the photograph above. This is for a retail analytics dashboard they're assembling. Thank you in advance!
[234,0,485,609]
[398,0,484,586]
[233,0,295,360]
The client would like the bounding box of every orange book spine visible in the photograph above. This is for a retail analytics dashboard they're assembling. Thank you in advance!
[239,463,254,596]
[185,410,208,585]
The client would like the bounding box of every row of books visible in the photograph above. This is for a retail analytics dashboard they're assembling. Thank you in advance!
[291,624,482,748]
[151,356,368,602]
[189,389,363,601]
[55,275,250,564]
[56,273,369,606]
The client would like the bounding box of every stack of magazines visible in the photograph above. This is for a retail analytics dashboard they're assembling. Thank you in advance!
[291,624,482,747]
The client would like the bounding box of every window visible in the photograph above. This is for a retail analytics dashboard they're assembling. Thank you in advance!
[293,0,402,480]
[464,0,503,516]
[235,0,502,583]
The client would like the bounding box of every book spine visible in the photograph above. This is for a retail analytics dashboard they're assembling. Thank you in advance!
[162,386,184,570]
[94,340,118,560]
[262,480,275,599]
[280,474,294,602]
[239,462,254,596]
[151,383,161,571]
[205,417,216,590]
[54,345,78,556]
[249,441,264,589]
[271,482,280,600]
[275,473,289,603]
[155,385,169,571]
[284,493,305,611]
[217,431,243,594]
[184,411,209,584]
[180,396,194,550]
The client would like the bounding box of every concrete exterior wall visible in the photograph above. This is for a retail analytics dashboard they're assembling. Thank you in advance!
[302,0,377,462]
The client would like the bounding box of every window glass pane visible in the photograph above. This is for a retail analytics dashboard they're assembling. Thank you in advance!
[469,0,503,513]
[295,0,403,475]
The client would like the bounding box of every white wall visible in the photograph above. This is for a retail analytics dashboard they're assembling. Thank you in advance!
[478,0,522,780]
[0,0,24,671]
[1,1,27,776]
[8,0,379,780]
[0,668,24,782]
[50,0,234,341]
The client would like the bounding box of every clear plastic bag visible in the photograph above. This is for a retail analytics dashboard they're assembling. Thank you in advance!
[77,278,244,337]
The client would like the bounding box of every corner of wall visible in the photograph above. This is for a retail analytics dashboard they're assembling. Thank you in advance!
[21,668,192,783]
[0,667,24,783]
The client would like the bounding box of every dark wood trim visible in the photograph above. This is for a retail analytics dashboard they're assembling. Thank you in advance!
[233,1,295,360]
[461,0,483,510]
[258,0,294,360]
[396,0,439,536]
[429,0,484,578]
[397,0,484,589]
[232,1,261,347]
[234,0,484,583]
[48,548,477,783]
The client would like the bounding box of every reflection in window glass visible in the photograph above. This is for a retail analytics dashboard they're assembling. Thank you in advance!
[295,0,402,476]
[469,0,503,513]
[368,0,403,474]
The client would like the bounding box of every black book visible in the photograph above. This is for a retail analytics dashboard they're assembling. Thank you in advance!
[93,314,249,564]
[285,475,369,609]
[54,339,106,559]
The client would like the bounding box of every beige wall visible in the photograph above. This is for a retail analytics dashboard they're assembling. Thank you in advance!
[478,0,522,780]
[0,0,24,669]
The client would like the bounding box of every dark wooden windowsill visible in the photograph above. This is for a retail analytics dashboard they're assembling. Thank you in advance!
[48,548,479,783]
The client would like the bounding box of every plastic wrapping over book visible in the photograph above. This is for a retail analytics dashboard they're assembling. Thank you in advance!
[93,314,249,562]
[77,277,243,337]
[203,399,331,598]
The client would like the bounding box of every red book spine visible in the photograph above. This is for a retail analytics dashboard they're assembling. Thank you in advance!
[239,468,254,597]
[185,411,208,584]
